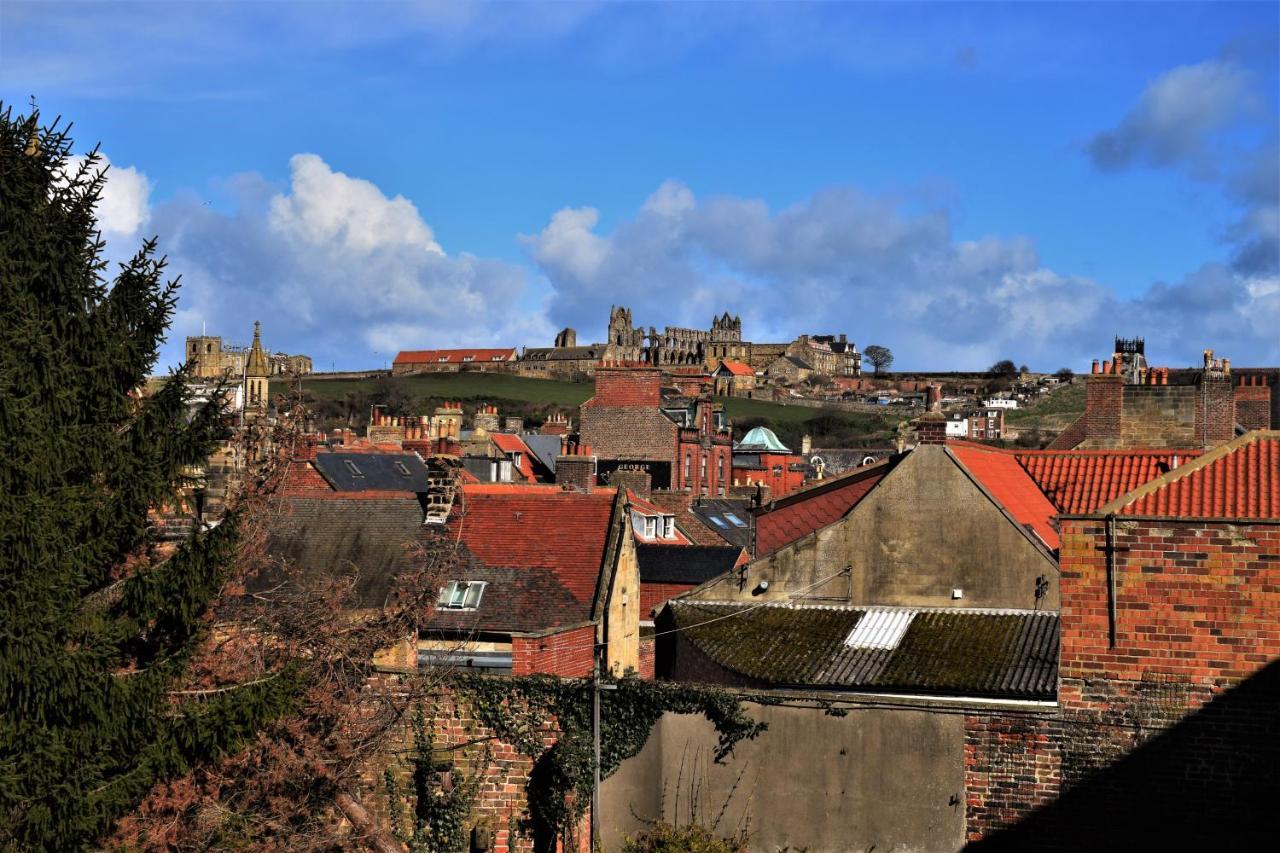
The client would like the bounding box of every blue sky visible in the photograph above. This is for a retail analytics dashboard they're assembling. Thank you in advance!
[3,1,1277,371]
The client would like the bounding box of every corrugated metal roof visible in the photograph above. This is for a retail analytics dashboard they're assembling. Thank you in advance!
[668,601,1058,699]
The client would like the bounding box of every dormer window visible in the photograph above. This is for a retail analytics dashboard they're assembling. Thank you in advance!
[437,356,449,363]
[662,516,675,539]
[462,355,475,362]
[644,516,657,539]
[438,581,487,610]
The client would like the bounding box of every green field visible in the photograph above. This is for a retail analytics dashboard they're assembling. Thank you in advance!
[1004,381,1085,442]
[277,371,906,446]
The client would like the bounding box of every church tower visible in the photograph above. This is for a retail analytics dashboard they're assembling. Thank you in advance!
[244,321,270,416]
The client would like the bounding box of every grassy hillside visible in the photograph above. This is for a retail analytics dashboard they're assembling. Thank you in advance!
[276,372,907,447]
[1005,381,1085,443]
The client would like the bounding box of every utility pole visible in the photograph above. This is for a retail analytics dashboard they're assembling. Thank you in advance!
[591,648,601,851]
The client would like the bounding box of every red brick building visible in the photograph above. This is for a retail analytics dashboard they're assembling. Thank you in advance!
[579,365,733,495]
[391,347,518,375]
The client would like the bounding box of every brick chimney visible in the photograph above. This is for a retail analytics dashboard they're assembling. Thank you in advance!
[1085,368,1123,443]
[914,413,948,445]
[609,465,652,499]
[555,442,597,491]
[474,403,500,433]
[926,383,942,413]
[590,366,662,407]
[504,416,525,433]
[1196,370,1235,447]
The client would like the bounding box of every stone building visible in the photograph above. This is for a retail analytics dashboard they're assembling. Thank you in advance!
[186,327,311,378]
[244,321,270,417]
[518,306,861,379]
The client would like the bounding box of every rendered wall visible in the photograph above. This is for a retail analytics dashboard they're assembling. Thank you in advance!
[601,703,967,852]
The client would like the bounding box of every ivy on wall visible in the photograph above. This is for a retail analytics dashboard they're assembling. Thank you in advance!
[384,706,485,852]
[449,673,768,847]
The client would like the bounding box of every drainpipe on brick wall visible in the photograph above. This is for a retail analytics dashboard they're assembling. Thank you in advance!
[1105,513,1118,648]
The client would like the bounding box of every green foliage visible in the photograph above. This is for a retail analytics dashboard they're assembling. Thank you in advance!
[989,359,1019,377]
[451,674,766,845]
[385,706,483,853]
[0,105,298,848]
[621,822,747,853]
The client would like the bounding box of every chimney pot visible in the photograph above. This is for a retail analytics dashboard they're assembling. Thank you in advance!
[1091,360,1100,375]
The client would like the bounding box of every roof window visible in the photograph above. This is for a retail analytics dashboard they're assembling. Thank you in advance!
[394,461,411,476]
[708,516,728,528]
[723,512,746,527]
[344,460,364,477]
[844,608,915,650]
[438,581,487,610]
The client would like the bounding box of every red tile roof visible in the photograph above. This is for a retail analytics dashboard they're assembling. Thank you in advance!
[490,433,539,481]
[948,444,1061,551]
[1096,431,1279,519]
[393,348,517,365]
[754,459,896,556]
[627,490,693,544]
[447,485,619,605]
[716,360,755,377]
[1015,448,1202,515]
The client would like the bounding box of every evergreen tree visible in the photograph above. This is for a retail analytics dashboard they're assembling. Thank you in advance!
[0,105,300,848]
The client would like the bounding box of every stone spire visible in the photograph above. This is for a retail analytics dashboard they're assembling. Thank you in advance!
[245,321,270,378]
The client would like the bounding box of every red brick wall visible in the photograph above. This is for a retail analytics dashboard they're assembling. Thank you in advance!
[965,517,1280,847]
[640,581,696,619]
[1235,381,1272,431]
[513,624,596,677]
[589,368,662,407]
[638,636,655,680]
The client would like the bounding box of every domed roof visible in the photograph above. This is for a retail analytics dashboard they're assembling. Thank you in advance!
[737,426,790,453]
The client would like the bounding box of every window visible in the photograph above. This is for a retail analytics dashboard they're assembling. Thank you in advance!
[700,455,707,482]
[511,452,523,470]
[462,355,475,362]
[437,356,449,363]
[344,460,364,477]
[662,516,675,539]
[394,461,411,476]
[644,516,657,539]
[723,512,746,528]
[684,453,691,481]
[708,516,728,528]
[438,581,487,610]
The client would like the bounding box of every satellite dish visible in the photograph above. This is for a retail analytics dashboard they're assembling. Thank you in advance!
[861,455,876,466]
[810,455,824,467]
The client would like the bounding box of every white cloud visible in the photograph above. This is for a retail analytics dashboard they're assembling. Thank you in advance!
[65,153,153,241]
[526,179,1280,368]
[154,155,546,369]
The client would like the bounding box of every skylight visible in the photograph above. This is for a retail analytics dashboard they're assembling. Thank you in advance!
[844,608,915,650]
[438,581,487,610]
[723,512,746,527]
[708,516,728,528]
[344,460,364,477]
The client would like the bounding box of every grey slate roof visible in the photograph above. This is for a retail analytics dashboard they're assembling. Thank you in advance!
[687,499,754,549]
[313,452,431,492]
[635,544,741,585]
[522,434,564,473]
[425,562,590,634]
[666,601,1058,699]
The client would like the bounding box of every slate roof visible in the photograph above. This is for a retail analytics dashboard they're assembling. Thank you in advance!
[261,497,426,609]
[426,562,589,634]
[313,452,432,493]
[1015,448,1202,515]
[688,499,754,549]
[1095,431,1280,519]
[635,544,742,585]
[668,601,1058,699]
[782,356,813,370]
[522,434,564,473]
[754,457,898,556]
[947,444,1062,551]
[394,348,517,365]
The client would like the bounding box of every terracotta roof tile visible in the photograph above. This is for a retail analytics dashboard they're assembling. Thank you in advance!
[447,486,618,606]
[948,445,1061,551]
[490,433,539,481]
[1097,431,1280,519]
[1015,448,1202,515]
[393,348,517,365]
[754,459,897,556]
[716,360,755,377]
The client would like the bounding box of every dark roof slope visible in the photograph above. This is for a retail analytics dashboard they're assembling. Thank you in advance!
[687,499,754,549]
[262,497,425,608]
[668,601,1058,699]
[635,544,742,585]
[314,452,431,492]
[426,561,589,634]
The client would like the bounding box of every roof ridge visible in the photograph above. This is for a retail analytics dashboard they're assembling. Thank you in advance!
[1093,430,1280,516]
[673,599,1054,617]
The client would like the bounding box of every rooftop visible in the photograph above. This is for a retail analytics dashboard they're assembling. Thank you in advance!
[737,425,790,453]
[393,348,517,365]
[947,444,1063,551]
[666,601,1058,700]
